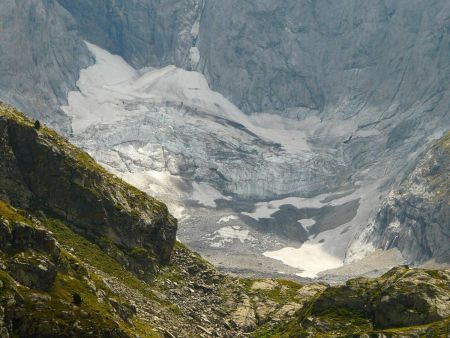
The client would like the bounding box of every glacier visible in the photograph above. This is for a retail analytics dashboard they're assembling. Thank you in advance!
[61,42,405,279]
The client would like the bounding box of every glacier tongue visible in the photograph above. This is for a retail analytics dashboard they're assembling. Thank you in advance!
[65,42,349,200]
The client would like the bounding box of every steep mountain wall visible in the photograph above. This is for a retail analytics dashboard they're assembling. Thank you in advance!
[198,0,450,184]
[2,0,449,180]
[199,0,450,116]
[56,0,204,69]
[0,0,92,133]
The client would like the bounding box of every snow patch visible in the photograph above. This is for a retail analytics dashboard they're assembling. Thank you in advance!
[263,243,344,278]
[189,47,200,68]
[218,215,239,224]
[242,189,355,220]
[209,226,256,247]
[298,218,316,230]
[190,182,231,208]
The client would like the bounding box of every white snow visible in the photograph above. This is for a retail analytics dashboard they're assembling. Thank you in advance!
[247,113,318,153]
[63,42,317,156]
[209,226,256,248]
[298,218,316,230]
[261,179,388,275]
[263,243,344,278]
[242,189,355,220]
[189,47,200,68]
[63,42,345,201]
[190,182,231,208]
[62,42,139,133]
[218,215,239,224]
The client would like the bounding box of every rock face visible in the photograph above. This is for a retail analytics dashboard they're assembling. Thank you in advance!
[0,219,61,291]
[3,1,450,138]
[56,0,204,70]
[349,132,450,264]
[199,0,450,116]
[0,103,177,269]
[1,0,449,204]
[0,0,92,133]
[0,202,140,337]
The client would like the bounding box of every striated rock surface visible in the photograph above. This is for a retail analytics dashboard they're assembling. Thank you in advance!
[349,131,450,264]
[56,0,204,70]
[199,0,450,118]
[0,0,92,133]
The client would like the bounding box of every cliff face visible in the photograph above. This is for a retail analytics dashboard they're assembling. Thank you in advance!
[199,0,450,115]
[1,0,449,282]
[0,0,92,133]
[349,132,450,264]
[56,0,204,70]
[1,0,449,188]
[6,1,450,131]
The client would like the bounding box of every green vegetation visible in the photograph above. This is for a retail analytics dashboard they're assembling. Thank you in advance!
[0,201,160,337]
[240,278,303,305]
[0,200,30,224]
[436,131,450,153]
[44,218,155,299]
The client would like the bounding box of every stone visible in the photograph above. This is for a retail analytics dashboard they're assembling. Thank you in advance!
[352,132,450,264]
[8,256,57,291]
[231,296,256,331]
[296,284,328,301]
[275,302,303,318]
[109,298,137,324]
[254,300,277,323]
[251,280,277,291]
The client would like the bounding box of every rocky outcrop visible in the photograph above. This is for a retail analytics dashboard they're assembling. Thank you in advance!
[0,202,136,337]
[349,131,450,264]
[0,216,62,291]
[0,103,177,271]
[269,266,450,337]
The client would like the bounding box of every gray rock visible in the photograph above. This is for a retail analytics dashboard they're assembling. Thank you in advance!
[0,0,92,134]
[373,268,450,328]
[8,256,57,291]
[56,0,204,70]
[110,298,137,324]
[1,0,450,268]
[353,133,450,264]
